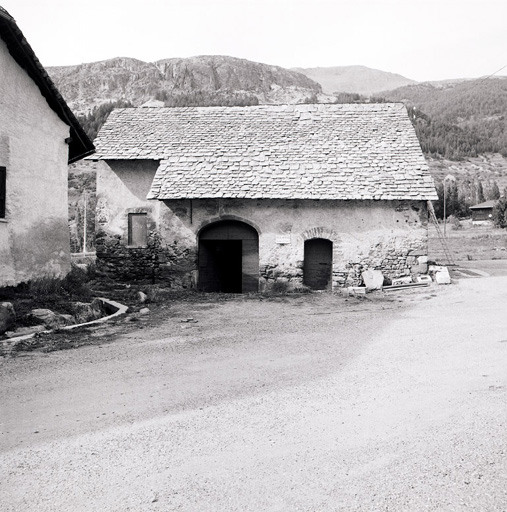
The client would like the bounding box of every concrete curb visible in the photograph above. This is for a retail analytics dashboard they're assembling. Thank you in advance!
[1,298,128,348]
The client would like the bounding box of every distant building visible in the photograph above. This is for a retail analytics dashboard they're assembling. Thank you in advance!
[0,7,94,287]
[92,103,437,292]
[469,200,497,223]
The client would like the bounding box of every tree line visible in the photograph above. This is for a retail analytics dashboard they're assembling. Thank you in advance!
[431,178,502,219]
[335,78,507,160]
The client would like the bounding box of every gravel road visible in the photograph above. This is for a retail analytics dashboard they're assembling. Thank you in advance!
[1,275,507,511]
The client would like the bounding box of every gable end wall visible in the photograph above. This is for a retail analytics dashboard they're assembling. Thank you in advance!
[0,38,71,286]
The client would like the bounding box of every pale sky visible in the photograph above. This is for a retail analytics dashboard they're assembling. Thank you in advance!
[2,0,506,82]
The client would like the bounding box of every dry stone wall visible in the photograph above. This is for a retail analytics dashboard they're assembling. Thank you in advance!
[95,229,197,288]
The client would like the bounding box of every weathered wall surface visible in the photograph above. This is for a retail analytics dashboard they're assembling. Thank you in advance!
[96,160,429,289]
[0,39,71,287]
[160,198,428,289]
[95,160,189,284]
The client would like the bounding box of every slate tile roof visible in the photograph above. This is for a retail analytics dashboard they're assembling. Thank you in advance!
[93,103,437,200]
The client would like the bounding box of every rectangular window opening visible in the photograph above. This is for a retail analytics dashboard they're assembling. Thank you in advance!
[0,167,5,219]
[128,212,148,247]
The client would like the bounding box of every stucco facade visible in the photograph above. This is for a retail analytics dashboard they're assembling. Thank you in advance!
[0,8,94,287]
[96,160,430,290]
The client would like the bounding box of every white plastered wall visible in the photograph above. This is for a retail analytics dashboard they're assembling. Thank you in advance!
[0,38,71,286]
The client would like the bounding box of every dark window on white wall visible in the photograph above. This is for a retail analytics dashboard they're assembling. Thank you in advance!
[128,213,148,247]
[0,167,5,219]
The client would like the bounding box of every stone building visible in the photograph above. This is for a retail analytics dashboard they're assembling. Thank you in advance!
[0,7,94,287]
[92,103,437,292]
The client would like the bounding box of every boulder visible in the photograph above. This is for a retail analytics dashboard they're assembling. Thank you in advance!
[71,301,103,324]
[361,270,384,291]
[30,309,73,329]
[0,302,16,334]
[412,263,428,274]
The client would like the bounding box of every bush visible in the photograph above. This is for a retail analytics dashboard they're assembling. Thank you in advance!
[29,265,92,300]
[62,265,91,299]
[270,280,290,294]
[85,261,97,280]
[268,281,312,294]
[448,215,463,230]
[29,275,63,297]
[290,284,312,294]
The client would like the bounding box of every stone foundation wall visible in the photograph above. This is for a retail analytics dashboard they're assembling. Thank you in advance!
[96,229,197,288]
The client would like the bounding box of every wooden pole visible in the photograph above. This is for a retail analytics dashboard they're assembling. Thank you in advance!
[82,190,87,254]
[443,184,447,237]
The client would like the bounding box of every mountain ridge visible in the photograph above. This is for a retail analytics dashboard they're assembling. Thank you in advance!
[48,55,325,115]
[292,64,415,95]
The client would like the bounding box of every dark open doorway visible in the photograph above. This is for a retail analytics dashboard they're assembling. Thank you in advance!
[198,220,259,293]
[199,240,242,292]
[303,238,333,290]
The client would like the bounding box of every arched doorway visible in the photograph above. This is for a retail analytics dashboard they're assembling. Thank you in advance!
[198,220,259,293]
[303,238,333,290]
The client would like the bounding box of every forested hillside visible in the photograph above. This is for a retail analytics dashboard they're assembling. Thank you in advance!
[375,78,507,220]
[381,78,507,159]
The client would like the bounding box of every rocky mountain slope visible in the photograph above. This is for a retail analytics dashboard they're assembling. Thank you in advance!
[292,65,415,95]
[48,55,324,114]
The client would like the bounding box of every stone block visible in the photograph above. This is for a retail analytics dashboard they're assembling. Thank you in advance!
[435,267,451,285]
[348,286,367,295]
[408,249,426,257]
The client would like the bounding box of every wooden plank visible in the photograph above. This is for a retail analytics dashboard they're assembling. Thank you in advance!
[303,239,333,290]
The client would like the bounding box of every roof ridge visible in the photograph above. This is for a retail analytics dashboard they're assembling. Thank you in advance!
[127,102,406,112]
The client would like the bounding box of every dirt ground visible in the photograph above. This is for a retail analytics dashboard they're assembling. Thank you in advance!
[1,265,507,511]
[428,220,507,262]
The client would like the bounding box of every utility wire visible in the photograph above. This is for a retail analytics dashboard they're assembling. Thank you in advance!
[477,64,507,84]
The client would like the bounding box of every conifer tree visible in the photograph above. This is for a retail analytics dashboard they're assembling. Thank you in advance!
[476,181,485,204]
[488,181,501,200]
